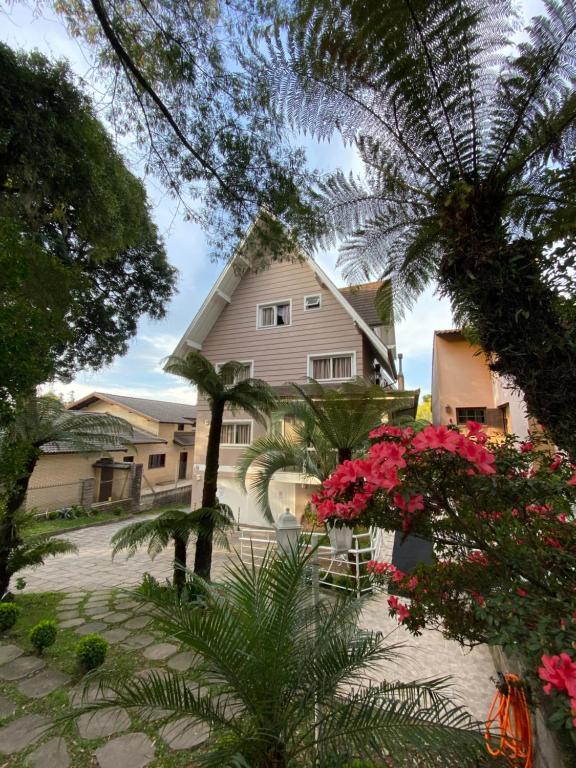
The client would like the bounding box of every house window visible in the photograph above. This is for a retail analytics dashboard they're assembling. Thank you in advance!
[456,407,486,425]
[148,453,166,469]
[257,300,291,328]
[304,294,321,311]
[177,423,185,431]
[309,353,355,381]
[218,361,253,385]
[221,422,252,446]
[123,456,134,463]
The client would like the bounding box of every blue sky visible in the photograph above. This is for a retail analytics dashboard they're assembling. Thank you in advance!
[1,1,542,404]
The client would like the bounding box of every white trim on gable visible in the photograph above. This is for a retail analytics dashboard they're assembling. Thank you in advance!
[170,215,395,385]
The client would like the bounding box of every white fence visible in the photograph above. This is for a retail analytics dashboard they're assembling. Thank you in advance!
[239,527,379,597]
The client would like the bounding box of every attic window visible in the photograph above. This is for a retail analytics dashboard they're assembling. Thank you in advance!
[257,300,291,328]
[304,294,321,311]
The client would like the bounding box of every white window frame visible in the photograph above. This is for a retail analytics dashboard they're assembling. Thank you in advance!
[304,293,322,311]
[256,299,292,329]
[215,360,254,383]
[307,351,357,382]
[220,420,253,447]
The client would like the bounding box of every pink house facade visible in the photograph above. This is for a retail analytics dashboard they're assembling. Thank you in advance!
[171,224,399,527]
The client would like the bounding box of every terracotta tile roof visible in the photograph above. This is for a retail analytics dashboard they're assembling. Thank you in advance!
[339,281,390,327]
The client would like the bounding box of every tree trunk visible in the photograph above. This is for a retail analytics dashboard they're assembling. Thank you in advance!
[173,535,187,593]
[0,452,38,596]
[194,399,225,580]
[337,447,352,464]
[442,237,576,455]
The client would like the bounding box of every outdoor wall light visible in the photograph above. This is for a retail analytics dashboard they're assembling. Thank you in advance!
[275,508,301,554]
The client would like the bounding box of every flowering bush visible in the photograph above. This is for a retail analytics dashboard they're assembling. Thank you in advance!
[312,423,576,745]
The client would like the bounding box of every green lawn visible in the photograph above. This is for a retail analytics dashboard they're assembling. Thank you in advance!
[23,506,177,537]
[0,591,202,768]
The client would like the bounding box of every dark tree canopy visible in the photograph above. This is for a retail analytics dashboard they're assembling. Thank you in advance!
[52,0,322,260]
[263,0,576,453]
[0,43,176,413]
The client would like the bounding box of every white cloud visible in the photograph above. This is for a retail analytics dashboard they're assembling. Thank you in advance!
[140,333,180,353]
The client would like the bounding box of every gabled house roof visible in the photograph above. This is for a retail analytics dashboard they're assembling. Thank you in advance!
[171,220,397,383]
[339,281,389,327]
[69,392,196,424]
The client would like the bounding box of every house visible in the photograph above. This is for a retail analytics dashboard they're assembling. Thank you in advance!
[68,392,196,496]
[171,223,415,527]
[431,329,529,439]
[25,394,196,514]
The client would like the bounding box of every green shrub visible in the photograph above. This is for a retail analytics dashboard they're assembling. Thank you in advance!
[0,603,19,631]
[29,619,57,654]
[77,634,108,670]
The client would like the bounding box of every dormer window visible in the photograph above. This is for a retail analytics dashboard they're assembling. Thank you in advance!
[257,300,291,328]
[304,294,321,311]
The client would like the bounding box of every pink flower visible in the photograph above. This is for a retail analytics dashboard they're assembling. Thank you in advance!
[521,441,534,453]
[393,493,425,515]
[412,425,461,453]
[516,588,529,597]
[396,603,410,622]
[539,653,576,699]
[369,424,403,439]
[388,595,400,611]
[568,472,576,486]
[550,453,563,471]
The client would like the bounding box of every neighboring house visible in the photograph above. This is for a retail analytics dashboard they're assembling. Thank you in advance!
[171,224,411,527]
[25,394,196,514]
[431,329,529,439]
[68,393,196,496]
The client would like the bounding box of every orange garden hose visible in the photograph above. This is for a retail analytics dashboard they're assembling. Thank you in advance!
[485,673,533,767]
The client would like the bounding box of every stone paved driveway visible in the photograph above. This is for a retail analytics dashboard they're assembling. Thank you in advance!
[20,515,233,593]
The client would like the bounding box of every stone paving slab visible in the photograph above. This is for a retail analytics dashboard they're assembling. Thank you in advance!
[69,683,115,708]
[27,736,70,768]
[75,621,107,636]
[59,618,85,629]
[0,694,16,719]
[103,612,132,624]
[100,627,130,644]
[122,633,155,649]
[57,610,80,621]
[94,732,155,768]
[77,707,131,739]
[166,651,197,672]
[85,606,111,618]
[17,668,70,699]
[160,717,210,750]
[123,616,150,630]
[0,644,24,665]
[142,643,178,661]
[115,600,140,611]
[0,713,51,753]
[0,656,45,681]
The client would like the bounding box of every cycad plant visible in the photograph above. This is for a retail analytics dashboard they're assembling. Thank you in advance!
[111,503,234,591]
[81,548,489,767]
[265,0,576,454]
[237,380,416,521]
[164,351,278,579]
[0,394,132,595]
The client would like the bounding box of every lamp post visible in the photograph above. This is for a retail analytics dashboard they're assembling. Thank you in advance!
[275,508,301,555]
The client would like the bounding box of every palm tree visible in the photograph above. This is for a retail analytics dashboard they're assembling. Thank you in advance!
[80,547,488,767]
[111,503,234,591]
[237,380,416,522]
[0,394,132,595]
[267,0,576,454]
[164,352,278,579]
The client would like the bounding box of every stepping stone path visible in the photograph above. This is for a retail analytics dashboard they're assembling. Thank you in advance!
[77,707,131,739]
[94,732,155,768]
[0,655,45,681]
[17,669,70,699]
[142,643,178,661]
[0,713,51,753]
[0,644,23,665]
[69,683,115,708]
[115,600,139,611]
[0,694,16,718]
[57,610,80,621]
[27,737,70,768]
[101,627,130,644]
[160,717,210,750]
[76,621,107,636]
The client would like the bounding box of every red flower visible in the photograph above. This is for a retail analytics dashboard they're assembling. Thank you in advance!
[539,653,576,699]
[521,441,534,453]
